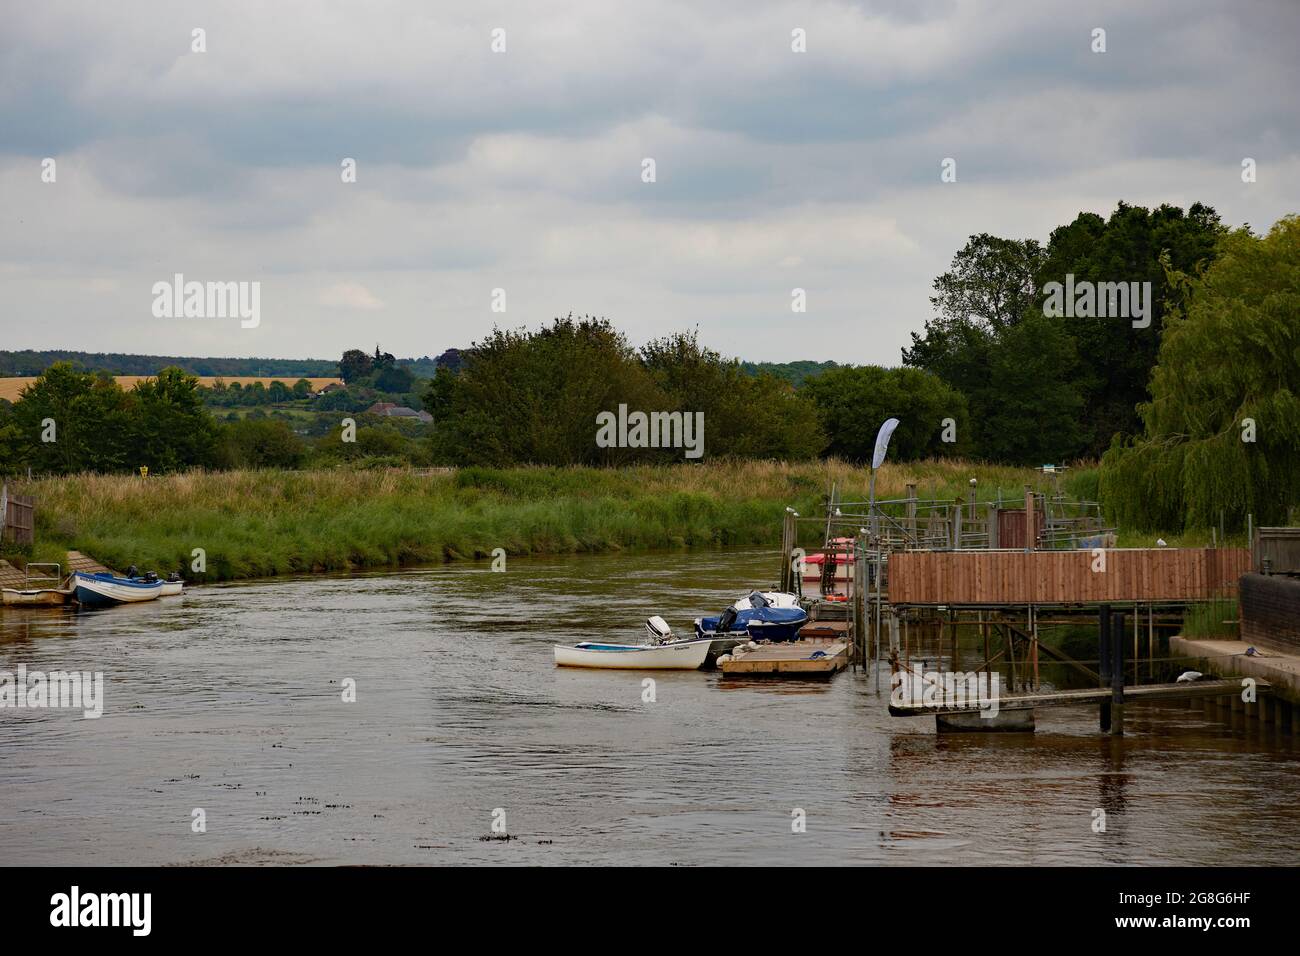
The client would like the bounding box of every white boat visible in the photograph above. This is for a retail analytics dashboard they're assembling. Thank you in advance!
[73,572,164,606]
[553,635,712,670]
[2,586,72,607]
[1,563,71,607]
[160,577,184,596]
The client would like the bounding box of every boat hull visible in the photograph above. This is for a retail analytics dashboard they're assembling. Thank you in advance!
[160,580,184,596]
[1,587,71,607]
[554,638,711,670]
[73,573,164,606]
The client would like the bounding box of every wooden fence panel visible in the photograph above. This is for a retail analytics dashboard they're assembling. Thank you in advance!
[888,548,1250,605]
[2,493,34,546]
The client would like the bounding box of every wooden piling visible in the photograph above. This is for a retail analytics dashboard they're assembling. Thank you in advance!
[1099,605,1112,732]
[1111,611,1125,736]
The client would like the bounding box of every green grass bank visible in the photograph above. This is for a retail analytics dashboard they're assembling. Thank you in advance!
[6,459,1227,582]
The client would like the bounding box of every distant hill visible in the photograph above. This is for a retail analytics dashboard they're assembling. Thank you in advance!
[0,349,466,380]
[1,350,835,385]
[739,360,841,386]
[0,350,341,379]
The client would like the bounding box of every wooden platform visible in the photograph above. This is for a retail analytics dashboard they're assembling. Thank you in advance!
[720,639,848,677]
[887,678,1268,716]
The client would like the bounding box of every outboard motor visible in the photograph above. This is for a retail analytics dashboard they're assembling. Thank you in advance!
[716,605,739,633]
[645,615,673,644]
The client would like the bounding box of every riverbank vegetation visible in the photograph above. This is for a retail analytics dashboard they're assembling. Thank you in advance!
[15,459,1106,581]
[1100,216,1300,530]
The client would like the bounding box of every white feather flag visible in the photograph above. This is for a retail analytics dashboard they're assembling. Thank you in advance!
[872,418,900,470]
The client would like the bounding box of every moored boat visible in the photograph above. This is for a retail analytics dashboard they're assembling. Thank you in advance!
[1,586,72,607]
[553,637,712,670]
[159,573,184,596]
[73,572,164,607]
[1,563,72,607]
[694,590,808,642]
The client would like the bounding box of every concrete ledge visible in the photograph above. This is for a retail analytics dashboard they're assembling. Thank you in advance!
[1170,635,1300,705]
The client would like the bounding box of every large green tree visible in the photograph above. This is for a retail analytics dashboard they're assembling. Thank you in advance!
[1100,216,1300,530]
[640,329,824,460]
[1038,202,1224,455]
[801,365,970,462]
[131,367,220,471]
[904,205,1225,461]
[428,315,663,466]
[903,234,1083,463]
[9,364,135,473]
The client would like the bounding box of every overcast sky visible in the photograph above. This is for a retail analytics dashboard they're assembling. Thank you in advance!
[2,0,1296,365]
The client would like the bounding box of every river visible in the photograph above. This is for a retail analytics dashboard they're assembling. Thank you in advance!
[1,548,1296,865]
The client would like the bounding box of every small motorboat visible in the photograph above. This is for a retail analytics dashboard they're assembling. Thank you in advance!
[554,616,712,670]
[160,572,185,596]
[695,591,808,642]
[73,571,164,607]
[1,563,72,607]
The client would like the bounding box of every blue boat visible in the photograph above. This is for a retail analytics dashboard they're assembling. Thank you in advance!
[73,572,164,607]
[694,591,808,642]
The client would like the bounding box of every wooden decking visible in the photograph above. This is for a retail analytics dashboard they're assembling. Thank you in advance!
[720,639,848,677]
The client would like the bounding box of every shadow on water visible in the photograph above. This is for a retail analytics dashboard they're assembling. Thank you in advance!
[1,548,1297,865]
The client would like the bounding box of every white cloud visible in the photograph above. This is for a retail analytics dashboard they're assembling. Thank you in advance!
[0,0,1296,364]
[318,282,385,311]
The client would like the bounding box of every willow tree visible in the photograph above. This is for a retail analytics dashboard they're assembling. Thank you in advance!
[1100,216,1300,531]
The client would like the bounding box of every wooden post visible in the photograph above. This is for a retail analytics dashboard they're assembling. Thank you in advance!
[1030,605,1039,690]
[967,483,977,546]
[1024,485,1035,552]
[1147,604,1154,684]
[905,483,917,543]
[1111,611,1125,736]
[874,550,884,690]
[952,501,962,550]
[982,612,990,678]
[852,549,865,668]
[779,511,794,593]
[987,502,999,549]
[1133,602,1139,686]
[1004,620,1018,692]
[951,611,959,672]
[1099,605,1111,732]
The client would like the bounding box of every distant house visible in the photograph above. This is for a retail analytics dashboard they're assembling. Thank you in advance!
[365,402,432,423]
[316,382,346,395]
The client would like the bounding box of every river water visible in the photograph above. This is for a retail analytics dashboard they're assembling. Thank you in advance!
[1,548,1296,866]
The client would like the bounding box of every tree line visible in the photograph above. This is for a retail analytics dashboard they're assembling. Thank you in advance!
[2,202,1295,535]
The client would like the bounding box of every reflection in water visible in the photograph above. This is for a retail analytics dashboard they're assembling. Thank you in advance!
[1,548,1296,865]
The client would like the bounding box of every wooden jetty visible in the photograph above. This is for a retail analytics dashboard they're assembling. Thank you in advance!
[720,639,848,677]
[774,484,1290,734]
[888,678,1268,717]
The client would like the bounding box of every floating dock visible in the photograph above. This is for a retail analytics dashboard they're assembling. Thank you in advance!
[719,639,848,677]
